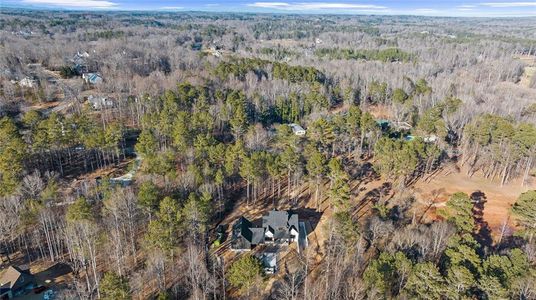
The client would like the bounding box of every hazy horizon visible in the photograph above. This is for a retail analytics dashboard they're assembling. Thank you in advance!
[2,0,536,17]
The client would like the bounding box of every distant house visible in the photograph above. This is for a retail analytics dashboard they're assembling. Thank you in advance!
[376,120,412,132]
[18,77,36,88]
[208,46,222,57]
[73,63,88,74]
[77,51,90,58]
[87,95,114,110]
[391,121,412,131]
[82,73,103,85]
[231,210,300,251]
[0,266,35,299]
[289,123,306,136]
[424,135,438,143]
[73,51,89,65]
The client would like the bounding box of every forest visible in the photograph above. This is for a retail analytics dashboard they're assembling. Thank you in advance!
[1,8,536,300]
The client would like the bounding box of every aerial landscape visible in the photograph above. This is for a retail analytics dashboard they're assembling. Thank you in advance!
[0,0,536,299]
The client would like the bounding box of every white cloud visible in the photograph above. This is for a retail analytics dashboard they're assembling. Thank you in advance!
[161,6,184,10]
[247,2,387,10]
[204,3,220,7]
[21,0,117,8]
[414,8,439,13]
[480,2,536,7]
[457,4,477,8]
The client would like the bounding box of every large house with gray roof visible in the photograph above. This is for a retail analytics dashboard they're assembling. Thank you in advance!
[231,210,300,251]
[0,266,35,299]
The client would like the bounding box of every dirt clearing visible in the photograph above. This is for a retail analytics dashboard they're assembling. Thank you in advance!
[517,54,536,88]
[413,165,535,235]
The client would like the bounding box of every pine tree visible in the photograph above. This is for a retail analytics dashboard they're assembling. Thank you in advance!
[405,262,446,299]
[511,190,536,241]
[137,181,160,215]
[100,271,131,300]
[438,192,475,234]
[227,254,265,294]
[306,146,327,209]
[0,117,26,195]
[145,197,182,256]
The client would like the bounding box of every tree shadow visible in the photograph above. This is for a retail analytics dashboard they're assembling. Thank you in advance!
[356,162,380,184]
[496,235,527,252]
[293,207,323,234]
[353,182,392,219]
[470,191,493,249]
[389,196,416,225]
[418,188,446,224]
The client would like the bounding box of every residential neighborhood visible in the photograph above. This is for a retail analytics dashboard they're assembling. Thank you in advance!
[1,3,536,300]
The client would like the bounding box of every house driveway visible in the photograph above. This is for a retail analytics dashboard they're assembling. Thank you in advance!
[298,221,309,252]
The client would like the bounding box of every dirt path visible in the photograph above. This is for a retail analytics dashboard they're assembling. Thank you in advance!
[413,166,536,234]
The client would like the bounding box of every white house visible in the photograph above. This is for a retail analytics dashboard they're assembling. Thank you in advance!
[82,73,103,85]
[289,123,306,136]
[18,77,36,88]
[424,135,438,143]
[77,51,90,58]
[87,95,114,110]
[231,210,301,251]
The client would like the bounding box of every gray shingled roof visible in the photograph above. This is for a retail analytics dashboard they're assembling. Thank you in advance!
[232,210,300,250]
[0,266,34,292]
[250,228,264,245]
[231,216,263,249]
[262,210,299,240]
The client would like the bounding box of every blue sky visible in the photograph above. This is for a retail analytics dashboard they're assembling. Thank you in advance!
[2,0,536,17]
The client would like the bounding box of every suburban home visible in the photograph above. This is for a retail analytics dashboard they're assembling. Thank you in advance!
[73,63,88,74]
[76,51,90,58]
[391,121,412,131]
[0,266,35,299]
[18,77,36,88]
[231,210,300,251]
[376,120,412,132]
[72,52,90,72]
[82,73,103,85]
[289,123,306,136]
[262,210,299,244]
[87,95,114,110]
[207,46,222,57]
[424,134,438,143]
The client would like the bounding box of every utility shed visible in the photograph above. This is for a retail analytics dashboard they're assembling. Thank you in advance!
[289,123,306,136]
